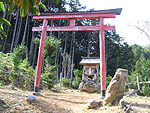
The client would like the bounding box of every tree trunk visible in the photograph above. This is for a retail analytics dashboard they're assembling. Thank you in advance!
[21,14,29,44]
[26,20,30,46]
[10,9,19,52]
[67,55,71,78]
[62,33,67,78]
[26,18,30,60]
[14,17,22,47]
[32,44,38,67]
[70,31,75,86]
[137,75,140,91]
[87,32,91,57]
[2,4,7,24]
[69,32,73,81]
[55,25,60,81]
[29,30,35,64]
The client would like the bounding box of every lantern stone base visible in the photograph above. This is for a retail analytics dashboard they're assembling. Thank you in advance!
[79,80,100,93]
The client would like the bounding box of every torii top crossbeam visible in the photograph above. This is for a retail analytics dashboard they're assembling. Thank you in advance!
[33,8,122,20]
[32,8,122,97]
[32,8,122,32]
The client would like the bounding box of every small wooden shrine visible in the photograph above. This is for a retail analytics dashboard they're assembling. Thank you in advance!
[80,57,100,81]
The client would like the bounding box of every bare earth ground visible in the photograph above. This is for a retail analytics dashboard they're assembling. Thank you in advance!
[0,86,150,113]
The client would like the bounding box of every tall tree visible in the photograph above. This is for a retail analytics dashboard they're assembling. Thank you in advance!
[10,9,19,52]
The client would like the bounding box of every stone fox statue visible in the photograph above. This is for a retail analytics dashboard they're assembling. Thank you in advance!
[104,68,128,105]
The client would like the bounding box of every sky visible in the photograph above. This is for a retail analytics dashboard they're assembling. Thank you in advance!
[79,0,150,46]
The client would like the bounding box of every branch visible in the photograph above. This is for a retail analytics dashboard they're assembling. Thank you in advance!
[135,26,150,41]
[124,103,132,113]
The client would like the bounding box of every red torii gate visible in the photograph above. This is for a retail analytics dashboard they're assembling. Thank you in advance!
[32,8,122,97]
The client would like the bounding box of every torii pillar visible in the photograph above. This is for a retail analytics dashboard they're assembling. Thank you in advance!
[32,8,122,97]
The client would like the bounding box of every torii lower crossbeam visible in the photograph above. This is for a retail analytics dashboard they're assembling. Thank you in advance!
[32,8,122,97]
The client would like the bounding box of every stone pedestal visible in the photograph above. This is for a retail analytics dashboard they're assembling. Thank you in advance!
[79,80,100,93]
[104,68,128,105]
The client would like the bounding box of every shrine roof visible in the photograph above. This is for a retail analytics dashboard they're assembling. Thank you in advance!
[80,57,100,65]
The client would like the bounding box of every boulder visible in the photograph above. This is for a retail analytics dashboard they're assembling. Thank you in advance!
[104,68,128,105]
[79,80,100,93]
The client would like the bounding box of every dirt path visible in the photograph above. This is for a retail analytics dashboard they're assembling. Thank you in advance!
[0,87,150,113]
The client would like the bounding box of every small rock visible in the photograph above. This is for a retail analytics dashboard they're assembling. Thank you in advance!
[87,99,103,109]
[26,95,38,103]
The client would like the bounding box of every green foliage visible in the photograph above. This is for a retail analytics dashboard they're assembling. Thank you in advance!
[141,85,150,96]
[41,63,57,89]
[39,3,47,10]
[0,52,13,69]
[131,44,144,61]
[72,69,81,89]
[9,59,34,89]
[18,59,35,88]
[127,72,137,89]
[20,0,30,17]
[0,2,4,12]
[44,36,61,64]
[0,48,34,89]
[138,57,150,81]
[33,37,40,44]
[61,78,69,88]
[129,56,150,95]
[11,45,26,70]
[105,31,134,75]
[33,36,61,64]
[0,18,11,26]
[0,18,11,38]
[1,0,47,17]
[9,71,20,84]
[0,0,47,39]
[106,75,112,87]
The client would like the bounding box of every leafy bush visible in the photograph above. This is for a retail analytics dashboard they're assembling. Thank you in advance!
[141,85,150,96]
[106,75,112,87]
[72,69,82,89]
[41,63,57,89]
[0,49,35,90]
[18,59,35,89]
[9,71,20,85]
[0,52,13,85]
[11,45,26,70]
[127,72,137,89]
[44,36,61,64]
[61,78,70,88]
[34,36,61,64]
[128,57,150,95]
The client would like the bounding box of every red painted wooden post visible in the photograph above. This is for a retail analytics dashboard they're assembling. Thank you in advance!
[99,17,106,97]
[33,13,116,21]
[70,19,75,26]
[32,25,115,32]
[34,19,48,94]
